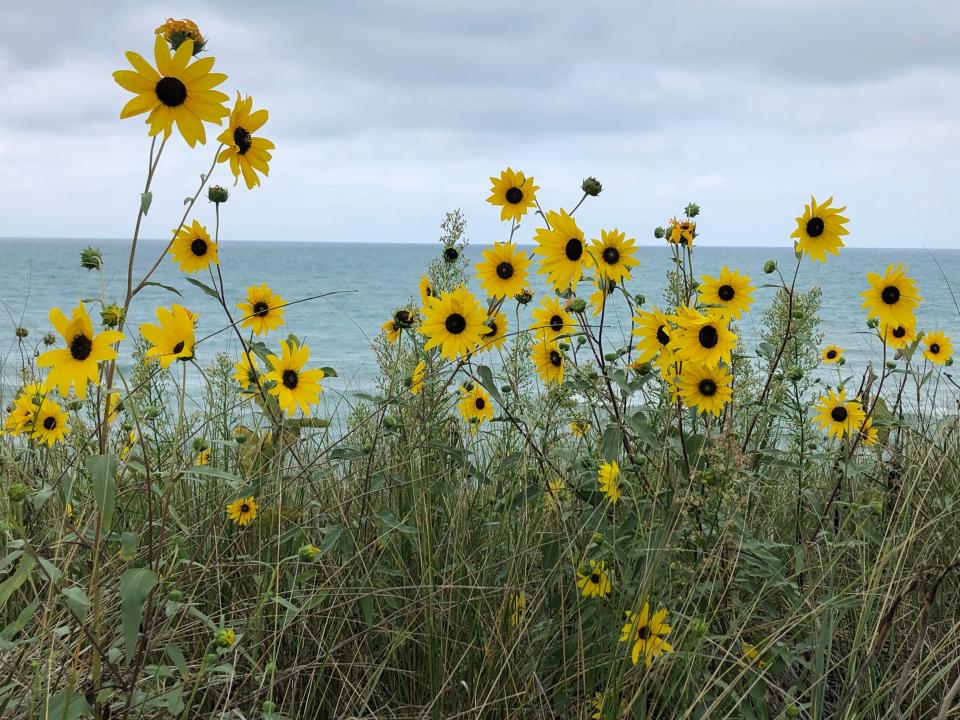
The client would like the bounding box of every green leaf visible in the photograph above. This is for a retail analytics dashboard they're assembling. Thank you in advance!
[602,424,622,462]
[0,598,40,648]
[142,281,182,297]
[319,366,338,378]
[43,690,91,720]
[166,643,189,679]
[283,418,331,430]
[0,555,35,610]
[86,454,118,533]
[140,191,153,216]
[476,365,504,407]
[121,567,158,663]
[61,586,89,621]
[185,277,221,301]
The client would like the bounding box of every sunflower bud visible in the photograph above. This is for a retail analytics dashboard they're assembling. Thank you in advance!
[14,327,28,339]
[262,701,277,715]
[654,226,665,239]
[581,177,603,197]
[168,589,184,602]
[500,384,512,394]
[946,357,954,367]
[634,294,646,306]
[558,342,570,351]
[208,185,229,204]
[869,499,883,515]
[8,483,29,503]
[684,202,700,218]
[214,628,236,648]
[156,18,206,54]
[298,543,320,562]
[101,304,125,328]
[144,406,162,420]
[67,400,83,412]
[885,360,897,370]
[604,353,617,362]
[866,317,879,329]
[690,618,709,636]
[43,333,56,346]
[577,335,587,345]
[80,246,103,271]
[514,288,534,305]
[568,298,587,314]
[787,367,804,382]
[763,260,777,274]
[785,705,800,719]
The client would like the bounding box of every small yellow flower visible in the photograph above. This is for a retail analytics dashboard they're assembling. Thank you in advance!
[742,642,767,668]
[238,284,286,336]
[569,419,589,437]
[487,167,539,223]
[922,330,952,365]
[577,560,612,599]
[226,496,257,526]
[170,219,218,273]
[409,360,426,396]
[195,447,211,466]
[597,460,621,504]
[508,592,527,627]
[821,345,843,364]
[620,602,673,668]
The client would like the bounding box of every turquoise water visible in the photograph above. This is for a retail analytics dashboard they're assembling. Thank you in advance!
[2,239,958,418]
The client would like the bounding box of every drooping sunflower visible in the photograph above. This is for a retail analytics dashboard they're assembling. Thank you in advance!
[381,320,401,344]
[861,264,922,329]
[881,323,916,351]
[457,384,494,426]
[821,345,844,364]
[590,228,639,284]
[475,241,530,299]
[487,167,539,223]
[544,477,568,509]
[597,460,621,504]
[409,360,426,396]
[238,284,286,336]
[38,303,124,399]
[418,275,434,306]
[577,560,612,599]
[632,307,674,364]
[119,429,137,461]
[790,196,849,262]
[420,286,488,360]
[698,266,755,319]
[217,93,274,189]
[479,309,509,352]
[859,416,879,446]
[532,209,590,292]
[588,278,616,316]
[922,331,953,365]
[170,219,218,273]
[106,391,122,424]
[620,602,673,668]
[667,217,696,246]
[531,339,565,385]
[233,350,261,392]
[531,295,575,340]
[671,308,737,367]
[813,388,866,440]
[113,35,229,147]
[31,399,69,447]
[140,304,196,368]
[264,339,325,416]
[226,496,257,526]
[677,363,732,416]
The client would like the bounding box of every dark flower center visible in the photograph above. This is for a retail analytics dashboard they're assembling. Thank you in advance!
[656,325,670,346]
[240,503,250,513]
[590,573,600,584]
[505,187,523,204]
[826,350,837,359]
[173,341,185,354]
[445,313,467,334]
[881,285,901,305]
[253,302,270,317]
[233,127,252,155]
[69,334,93,361]
[717,284,735,301]
[637,626,651,641]
[394,309,412,327]
[930,343,941,354]
[43,416,57,430]
[549,350,562,367]
[155,76,187,107]
[190,238,208,256]
[698,379,717,396]
[475,397,486,410]
[602,247,620,265]
[892,326,906,338]
[549,315,564,332]
[496,261,514,279]
[831,406,848,422]
[565,238,583,261]
[806,216,825,238]
[282,369,299,389]
[444,247,459,262]
[698,325,719,349]
[485,321,498,336]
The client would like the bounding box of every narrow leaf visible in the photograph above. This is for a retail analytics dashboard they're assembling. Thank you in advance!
[86,454,118,533]
[121,567,158,663]
[185,277,221,301]
[140,191,153,216]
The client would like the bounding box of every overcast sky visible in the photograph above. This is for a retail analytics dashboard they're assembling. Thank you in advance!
[2,1,959,247]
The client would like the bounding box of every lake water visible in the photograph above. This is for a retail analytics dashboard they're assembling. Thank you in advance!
[2,239,958,420]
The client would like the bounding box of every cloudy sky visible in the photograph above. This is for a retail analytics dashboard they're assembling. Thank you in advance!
[2,1,959,247]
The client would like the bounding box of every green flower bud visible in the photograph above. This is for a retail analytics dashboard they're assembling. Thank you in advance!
[568,298,587,314]
[885,360,897,369]
[787,367,804,382]
[866,317,879,329]
[763,260,777,274]
[577,335,587,345]
[208,185,229,204]
[203,652,218,665]
[67,400,83,412]
[101,304,125,328]
[168,589,184,602]
[785,705,800,718]
[500,384,512,394]
[514,288,534,305]
[558,342,570,351]
[604,352,617,362]
[8,483,29,503]
[947,357,954,367]
[654,226,665,239]
[14,327,28,339]
[684,202,700,218]
[144,406,162,420]
[581,176,603,196]
[80,246,103,271]
[634,294,645,306]
[691,618,709,635]
[215,628,236,648]
[262,700,276,714]
[298,543,320,562]
[869,499,884,515]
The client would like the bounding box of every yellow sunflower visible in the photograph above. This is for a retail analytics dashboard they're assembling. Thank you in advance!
[632,307,673,364]
[383,306,418,344]
[577,560,612,599]
[479,310,509,352]
[922,331,952,365]
[457,384,494,426]
[620,602,673,668]
[742,643,766,668]
[569,419,589,437]
[671,308,737,367]
[113,35,229,147]
[667,217,696,246]
[264,339,325,416]
[119,429,137,461]
[5,396,37,436]
[821,345,844,364]
[813,389,866,440]
[597,460,621,504]
[487,167,539,223]
[475,241,530,299]
[530,295,575,340]
[38,303,124,399]
[233,350,261,392]
[155,18,205,53]
[140,304,196,368]
[531,339,565,385]
[698,267,755,319]
[544,477,568,509]
[861,264,922,329]
[31,399,69,447]
[677,363,732,416]
[589,228,638,284]
[106,391,122,425]
[532,209,590,291]
[409,360,426,395]
[226,496,257,526]
[217,93,274,189]
[170,219,218,273]
[790,196,849,262]
[196,447,211,466]
[418,275,435,306]
[588,278,616,316]
[238,284,285,336]
[420,286,488,360]
[881,323,916,351]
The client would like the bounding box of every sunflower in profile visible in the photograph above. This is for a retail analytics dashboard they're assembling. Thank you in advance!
[881,323,916,351]
[409,360,426,395]
[140,304,196,368]
[531,339,565,385]
[119,429,137,461]
[813,388,866,440]
[620,602,673,668]
[790,196,849,262]
[858,416,879,446]
[106,392,122,425]
[698,267,755,319]
[678,363,732,416]
[531,295,574,340]
[420,286,488,360]
[38,303,124,399]
[671,308,737,367]
[418,275,435,306]
[457,384,494,426]
[577,560,612,599]
[667,217,696,246]
[659,362,682,403]
[238,284,286,336]
[381,320,401,344]
[475,241,530,299]
[226,496,257,527]
[861,264,922,329]
[113,35,229,147]
[155,18,205,53]
[922,331,952,365]
[588,278,616,316]
[590,229,638,284]
[31,399,69,447]
[632,307,673,364]
[5,395,37,436]
[487,167,538,223]
[532,209,590,291]
[264,339,325,416]
[217,94,274,189]
[597,460,621,504]
[569,419,589,437]
[821,345,844,364]
[479,310,509,352]
[196,447,211,466]
[170,219,218,273]
[233,350,261,392]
